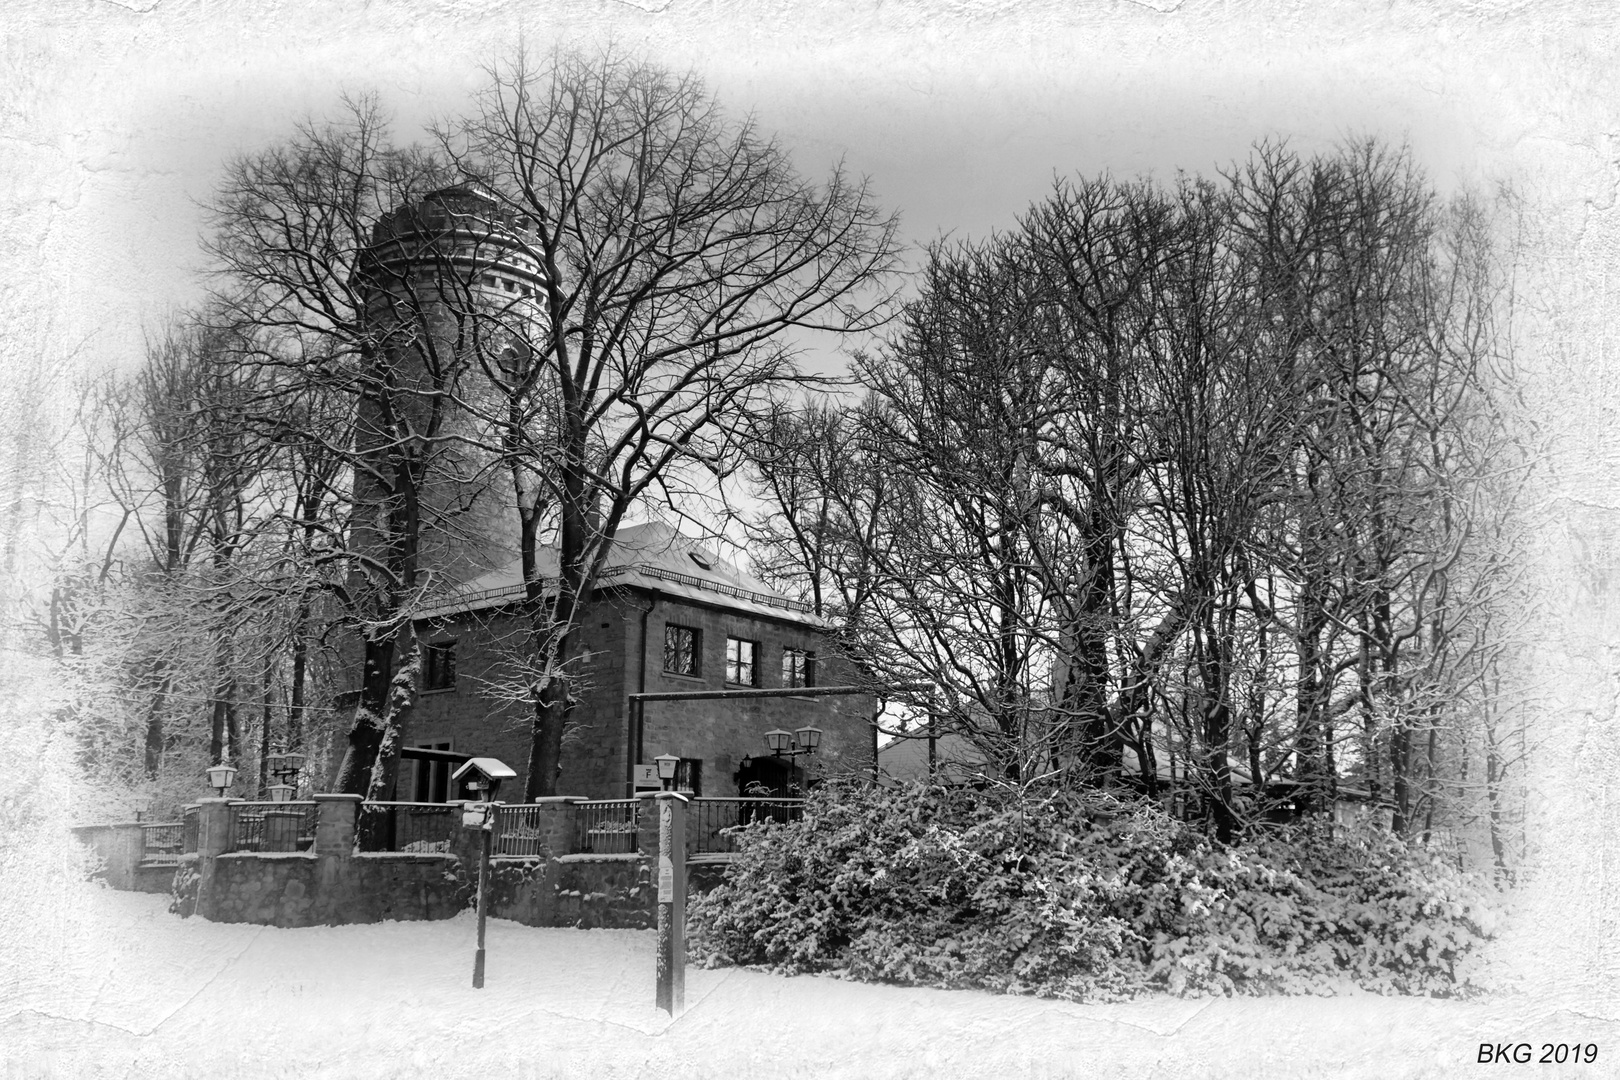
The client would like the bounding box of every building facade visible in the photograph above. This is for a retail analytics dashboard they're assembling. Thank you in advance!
[395,523,875,801]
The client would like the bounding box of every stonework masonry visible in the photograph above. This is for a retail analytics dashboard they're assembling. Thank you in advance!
[150,794,710,930]
[397,587,875,800]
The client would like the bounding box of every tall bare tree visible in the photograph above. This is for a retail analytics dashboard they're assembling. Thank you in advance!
[441,47,902,798]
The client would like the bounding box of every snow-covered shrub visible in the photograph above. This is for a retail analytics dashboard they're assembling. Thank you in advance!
[686,779,1498,1001]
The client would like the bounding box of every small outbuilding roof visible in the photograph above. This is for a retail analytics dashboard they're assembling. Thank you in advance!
[452,757,517,782]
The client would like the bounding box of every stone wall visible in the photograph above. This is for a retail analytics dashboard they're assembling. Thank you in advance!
[89,794,725,932]
[487,854,655,929]
[165,795,473,928]
[71,822,183,894]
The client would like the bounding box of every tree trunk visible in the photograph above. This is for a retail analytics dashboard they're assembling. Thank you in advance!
[364,627,423,804]
[334,631,395,794]
[143,663,170,778]
[288,605,308,753]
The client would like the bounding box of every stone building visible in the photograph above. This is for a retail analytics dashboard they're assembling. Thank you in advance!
[396,521,875,801]
[343,184,873,802]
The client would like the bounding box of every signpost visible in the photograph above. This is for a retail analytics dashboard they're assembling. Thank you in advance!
[652,790,688,1016]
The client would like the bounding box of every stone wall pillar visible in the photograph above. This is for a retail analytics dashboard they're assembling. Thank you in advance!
[312,794,360,924]
[314,794,360,856]
[103,823,144,889]
[528,796,584,859]
[193,800,232,919]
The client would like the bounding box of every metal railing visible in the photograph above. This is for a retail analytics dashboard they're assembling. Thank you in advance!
[689,797,803,855]
[493,804,548,857]
[139,823,185,865]
[576,799,640,855]
[224,801,317,854]
[356,802,456,853]
[181,806,200,854]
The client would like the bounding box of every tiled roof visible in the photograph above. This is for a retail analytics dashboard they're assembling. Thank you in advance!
[413,522,823,624]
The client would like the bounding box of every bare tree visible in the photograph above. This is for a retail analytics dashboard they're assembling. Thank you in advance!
[441,47,902,798]
[202,97,466,796]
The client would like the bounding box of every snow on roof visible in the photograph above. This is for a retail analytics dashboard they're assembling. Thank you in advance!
[414,521,825,626]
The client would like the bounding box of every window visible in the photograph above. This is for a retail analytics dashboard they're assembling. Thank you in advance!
[412,742,453,803]
[782,647,816,689]
[726,637,758,686]
[664,624,700,677]
[424,640,456,691]
[675,758,703,797]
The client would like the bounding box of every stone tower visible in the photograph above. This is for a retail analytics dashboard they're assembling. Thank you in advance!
[350,183,546,593]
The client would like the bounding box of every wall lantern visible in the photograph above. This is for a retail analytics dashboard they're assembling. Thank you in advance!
[206,763,238,797]
[267,783,296,803]
[654,753,681,790]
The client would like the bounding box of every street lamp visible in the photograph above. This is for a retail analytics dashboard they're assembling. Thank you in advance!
[654,753,681,791]
[763,725,822,759]
[266,752,305,802]
[206,763,238,798]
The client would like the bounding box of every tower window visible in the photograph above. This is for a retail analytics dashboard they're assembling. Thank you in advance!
[725,637,758,687]
[424,640,457,691]
[664,624,700,677]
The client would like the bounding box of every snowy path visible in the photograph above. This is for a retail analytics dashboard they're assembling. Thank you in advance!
[2,889,1613,1078]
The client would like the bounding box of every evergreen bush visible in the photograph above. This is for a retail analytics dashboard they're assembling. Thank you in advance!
[687,779,1498,1001]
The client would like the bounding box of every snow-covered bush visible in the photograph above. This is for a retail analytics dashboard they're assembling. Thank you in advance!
[686,779,1498,1001]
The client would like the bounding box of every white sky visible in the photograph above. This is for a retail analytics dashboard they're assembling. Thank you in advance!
[7,1,1610,385]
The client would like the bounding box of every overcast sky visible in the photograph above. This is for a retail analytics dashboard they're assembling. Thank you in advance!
[8,0,1613,385]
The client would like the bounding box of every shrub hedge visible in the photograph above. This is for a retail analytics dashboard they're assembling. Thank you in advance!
[686,780,1499,1001]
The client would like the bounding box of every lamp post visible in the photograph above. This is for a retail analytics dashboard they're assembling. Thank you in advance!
[265,751,304,803]
[763,725,822,759]
[206,763,238,798]
[654,753,680,792]
[762,725,821,795]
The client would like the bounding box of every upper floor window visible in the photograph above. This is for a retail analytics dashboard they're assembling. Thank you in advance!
[726,637,758,686]
[424,640,457,691]
[783,647,816,689]
[664,624,701,677]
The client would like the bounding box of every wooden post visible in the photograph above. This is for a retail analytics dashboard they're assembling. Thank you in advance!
[654,791,688,1016]
[471,801,495,988]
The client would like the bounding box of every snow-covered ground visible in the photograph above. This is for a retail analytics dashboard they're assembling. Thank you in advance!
[2,887,1614,1080]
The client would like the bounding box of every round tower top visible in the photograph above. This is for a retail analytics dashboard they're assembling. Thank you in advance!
[367,183,538,249]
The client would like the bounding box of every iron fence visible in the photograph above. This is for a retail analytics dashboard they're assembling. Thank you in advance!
[356,802,456,853]
[139,823,185,865]
[224,801,317,853]
[494,804,546,857]
[575,799,640,855]
[181,806,199,854]
[689,797,803,855]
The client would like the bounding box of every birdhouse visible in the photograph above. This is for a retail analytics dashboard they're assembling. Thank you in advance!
[452,757,516,802]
